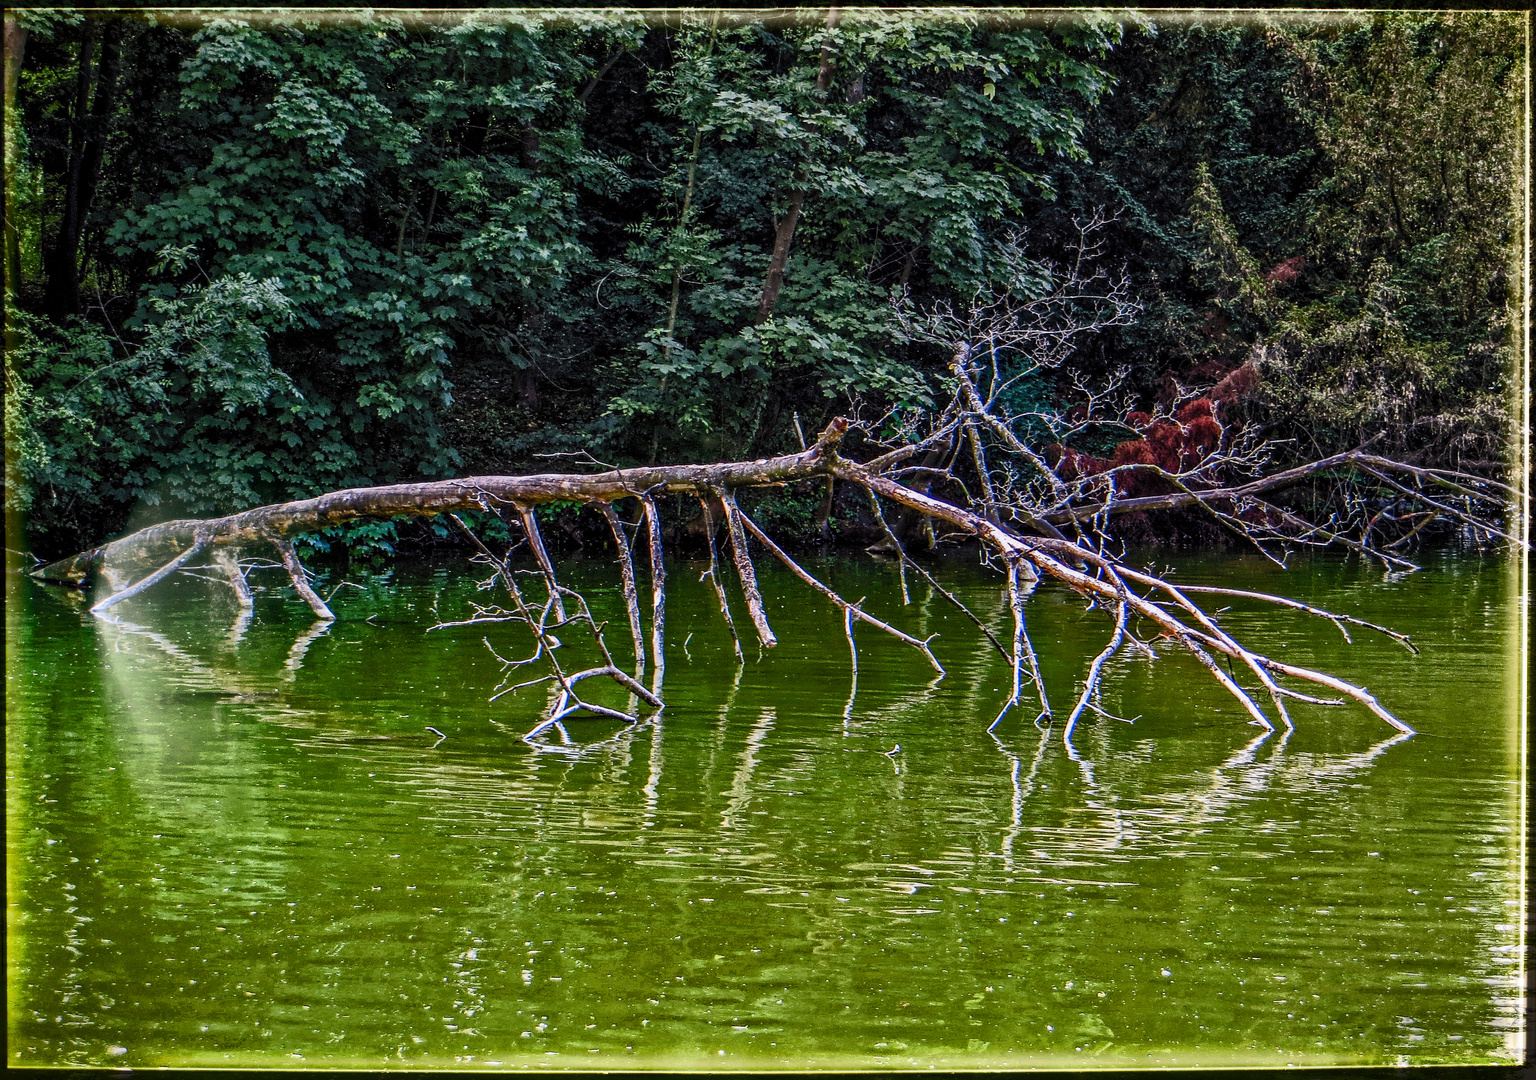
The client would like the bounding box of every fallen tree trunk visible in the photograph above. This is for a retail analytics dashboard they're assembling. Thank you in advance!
[34,412,1504,746]
[28,299,1523,748]
[30,420,854,591]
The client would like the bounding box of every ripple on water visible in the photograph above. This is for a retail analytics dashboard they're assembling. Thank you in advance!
[6,552,1522,1068]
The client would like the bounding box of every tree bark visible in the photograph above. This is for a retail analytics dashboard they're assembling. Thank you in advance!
[33,419,852,588]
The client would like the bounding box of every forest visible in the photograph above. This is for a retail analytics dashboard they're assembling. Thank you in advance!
[6,12,1529,1069]
[4,7,1523,565]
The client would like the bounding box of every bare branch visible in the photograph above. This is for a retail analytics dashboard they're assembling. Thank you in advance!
[270,537,334,621]
[697,495,745,662]
[718,488,777,648]
[90,536,209,614]
[732,505,944,674]
[1356,462,1520,544]
[518,506,568,623]
[599,502,647,679]
[642,495,667,696]
[864,485,1009,660]
[213,547,253,613]
[1172,584,1417,653]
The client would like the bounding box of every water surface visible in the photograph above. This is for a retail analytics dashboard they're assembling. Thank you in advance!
[6,548,1523,1068]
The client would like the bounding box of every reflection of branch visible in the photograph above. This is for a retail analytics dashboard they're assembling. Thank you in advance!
[991,557,1047,730]
[722,708,775,830]
[97,615,221,682]
[989,725,1049,872]
[283,619,333,680]
[1063,585,1129,744]
[642,715,665,826]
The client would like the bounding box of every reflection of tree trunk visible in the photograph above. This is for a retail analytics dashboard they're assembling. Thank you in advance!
[753,9,839,325]
[4,17,27,295]
[44,19,123,317]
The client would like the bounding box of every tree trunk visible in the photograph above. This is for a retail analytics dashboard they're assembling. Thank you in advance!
[29,412,1447,744]
[754,9,839,325]
[43,20,122,317]
[33,383,1509,744]
[75,19,123,253]
[33,420,853,588]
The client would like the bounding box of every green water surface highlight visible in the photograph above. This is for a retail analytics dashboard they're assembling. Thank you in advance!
[6,550,1523,1069]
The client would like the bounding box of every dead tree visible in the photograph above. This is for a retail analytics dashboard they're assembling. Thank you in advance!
[28,401,1519,747]
[26,218,1520,744]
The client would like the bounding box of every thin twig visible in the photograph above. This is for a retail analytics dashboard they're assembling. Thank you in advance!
[1171,584,1417,653]
[863,485,1009,660]
[1356,463,1519,545]
[698,495,744,662]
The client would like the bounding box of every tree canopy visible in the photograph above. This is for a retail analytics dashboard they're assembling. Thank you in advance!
[4,9,1524,558]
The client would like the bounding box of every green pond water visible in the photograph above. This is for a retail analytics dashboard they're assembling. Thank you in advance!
[5,547,1524,1069]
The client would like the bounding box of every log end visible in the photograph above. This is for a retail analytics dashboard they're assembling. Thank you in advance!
[28,549,101,588]
[813,417,849,458]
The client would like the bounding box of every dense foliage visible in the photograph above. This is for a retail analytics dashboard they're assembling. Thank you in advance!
[4,9,1523,556]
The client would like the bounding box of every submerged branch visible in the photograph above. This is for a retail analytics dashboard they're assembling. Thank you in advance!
[88,536,208,614]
